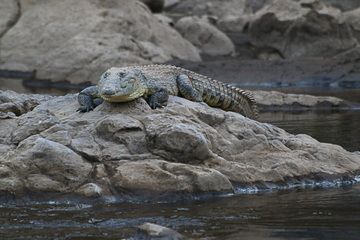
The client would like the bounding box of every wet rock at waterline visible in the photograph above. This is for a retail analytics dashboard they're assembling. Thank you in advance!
[253,90,353,110]
[137,222,185,240]
[0,90,360,200]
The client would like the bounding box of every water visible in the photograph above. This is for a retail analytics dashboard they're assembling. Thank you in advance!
[1,187,360,239]
[260,110,360,152]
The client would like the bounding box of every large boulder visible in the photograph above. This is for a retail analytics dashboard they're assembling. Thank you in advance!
[0,90,359,201]
[247,0,358,58]
[253,90,352,110]
[0,0,20,38]
[175,16,235,56]
[0,0,200,84]
[344,8,360,41]
[322,0,360,11]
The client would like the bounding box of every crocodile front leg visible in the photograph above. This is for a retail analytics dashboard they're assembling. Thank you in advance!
[77,86,104,112]
[176,74,202,102]
[147,88,169,109]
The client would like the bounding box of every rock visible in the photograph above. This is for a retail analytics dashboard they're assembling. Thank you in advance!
[109,160,232,193]
[4,136,93,193]
[0,0,20,38]
[217,14,251,33]
[167,0,251,19]
[248,0,358,58]
[137,222,185,240]
[154,13,174,26]
[175,16,235,56]
[76,183,103,198]
[322,0,360,11]
[0,0,200,84]
[0,90,53,116]
[1,90,360,200]
[252,90,352,110]
[25,174,64,192]
[144,114,213,162]
[344,8,360,41]
[164,0,180,9]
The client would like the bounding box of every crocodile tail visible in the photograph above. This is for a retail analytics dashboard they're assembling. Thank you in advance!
[200,79,259,119]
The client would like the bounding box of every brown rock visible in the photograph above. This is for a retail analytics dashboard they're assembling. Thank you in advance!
[1,90,359,199]
[109,160,233,193]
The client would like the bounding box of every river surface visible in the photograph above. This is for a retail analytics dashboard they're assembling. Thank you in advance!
[1,186,360,239]
[1,83,360,239]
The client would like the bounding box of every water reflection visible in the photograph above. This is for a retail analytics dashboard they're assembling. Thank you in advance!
[260,110,360,152]
[1,187,360,239]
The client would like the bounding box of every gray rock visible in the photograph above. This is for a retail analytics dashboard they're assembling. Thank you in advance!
[76,183,103,198]
[248,0,358,58]
[167,0,251,19]
[175,16,235,56]
[138,222,185,240]
[0,90,53,116]
[322,0,360,11]
[0,0,200,84]
[109,159,232,193]
[0,90,359,199]
[164,0,180,9]
[344,8,360,41]
[4,136,92,192]
[253,90,351,110]
[0,0,19,38]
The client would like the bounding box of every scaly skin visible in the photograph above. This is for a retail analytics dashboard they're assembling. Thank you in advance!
[77,64,259,119]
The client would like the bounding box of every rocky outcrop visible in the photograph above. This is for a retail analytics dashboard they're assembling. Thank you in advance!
[175,16,235,56]
[247,0,358,58]
[1,90,359,201]
[344,8,360,41]
[0,90,53,118]
[0,0,20,38]
[253,90,353,110]
[0,0,200,84]
[322,0,360,11]
[166,0,359,59]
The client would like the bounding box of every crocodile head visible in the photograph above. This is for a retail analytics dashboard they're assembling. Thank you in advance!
[98,68,147,102]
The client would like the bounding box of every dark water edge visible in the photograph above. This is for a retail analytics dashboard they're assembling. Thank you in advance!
[260,110,360,152]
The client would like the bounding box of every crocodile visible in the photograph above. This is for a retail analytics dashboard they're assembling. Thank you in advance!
[77,64,259,119]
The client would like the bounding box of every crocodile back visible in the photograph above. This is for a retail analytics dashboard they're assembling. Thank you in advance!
[123,64,259,119]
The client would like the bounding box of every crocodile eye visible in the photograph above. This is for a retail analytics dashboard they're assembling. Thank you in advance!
[103,72,110,78]
[120,83,127,88]
[117,72,126,78]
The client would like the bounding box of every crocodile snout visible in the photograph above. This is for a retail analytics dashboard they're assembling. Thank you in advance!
[101,88,115,96]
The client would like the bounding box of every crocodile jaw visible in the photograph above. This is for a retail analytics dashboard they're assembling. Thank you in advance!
[101,89,146,102]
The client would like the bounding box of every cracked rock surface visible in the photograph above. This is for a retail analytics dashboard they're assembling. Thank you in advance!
[0,90,359,200]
